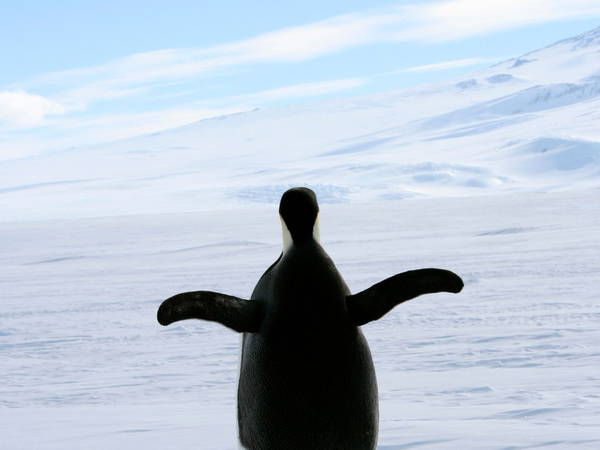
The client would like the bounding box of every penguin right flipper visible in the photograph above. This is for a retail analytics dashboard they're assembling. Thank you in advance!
[346,268,463,326]
[157,291,264,332]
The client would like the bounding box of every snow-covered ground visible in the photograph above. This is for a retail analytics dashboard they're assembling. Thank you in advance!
[2,190,600,449]
[2,26,600,449]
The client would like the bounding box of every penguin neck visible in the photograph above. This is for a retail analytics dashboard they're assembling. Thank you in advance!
[281,215,320,254]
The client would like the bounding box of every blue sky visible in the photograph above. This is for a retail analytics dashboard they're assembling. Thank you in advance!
[1,0,599,159]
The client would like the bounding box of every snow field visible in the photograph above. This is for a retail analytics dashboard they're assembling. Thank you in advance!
[2,190,600,449]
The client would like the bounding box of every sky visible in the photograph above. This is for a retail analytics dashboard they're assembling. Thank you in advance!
[1,0,599,160]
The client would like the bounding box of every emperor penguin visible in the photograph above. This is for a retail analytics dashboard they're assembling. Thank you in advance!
[157,187,463,450]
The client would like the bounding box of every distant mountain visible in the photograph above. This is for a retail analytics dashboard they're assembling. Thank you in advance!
[2,26,599,221]
[487,25,600,84]
[550,25,600,50]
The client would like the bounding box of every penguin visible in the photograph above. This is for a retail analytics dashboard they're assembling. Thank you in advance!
[157,187,463,450]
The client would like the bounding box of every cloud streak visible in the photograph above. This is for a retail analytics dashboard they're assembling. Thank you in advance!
[394,57,502,73]
[398,0,600,41]
[0,90,65,129]
[226,78,368,105]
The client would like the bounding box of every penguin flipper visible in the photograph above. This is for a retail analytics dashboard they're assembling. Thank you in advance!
[346,268,463,326]
[157,291,263,332]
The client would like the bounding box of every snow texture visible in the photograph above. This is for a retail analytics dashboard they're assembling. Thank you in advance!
[2,191,600,449]
[2,26,600,450]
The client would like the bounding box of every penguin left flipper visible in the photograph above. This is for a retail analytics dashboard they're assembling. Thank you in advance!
[157,291,264,332]
[346,268,464,326]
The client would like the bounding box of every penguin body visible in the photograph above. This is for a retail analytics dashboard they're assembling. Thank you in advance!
[238,237,378,449]
[157,187,463,449]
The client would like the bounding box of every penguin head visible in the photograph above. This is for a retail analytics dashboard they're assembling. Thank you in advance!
[279,187,320,251]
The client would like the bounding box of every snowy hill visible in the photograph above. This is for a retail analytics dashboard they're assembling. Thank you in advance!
[2,26,600,221]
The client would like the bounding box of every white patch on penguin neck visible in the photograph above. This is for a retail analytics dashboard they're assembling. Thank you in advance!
[280,214,320,254]
[280,216,293,253]
[313,214,321,243]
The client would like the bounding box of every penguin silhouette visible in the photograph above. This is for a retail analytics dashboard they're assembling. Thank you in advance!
[157,187,463,450]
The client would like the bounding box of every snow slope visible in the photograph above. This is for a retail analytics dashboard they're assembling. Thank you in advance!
[1,27,600,221]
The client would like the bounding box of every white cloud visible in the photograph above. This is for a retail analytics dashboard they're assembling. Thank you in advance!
[24,17,385,111]
[397,0,600,41]
[222,13,396,63]
[0,90,65,128]
[228,78,368,105]
[59,84,149,111]
[394,57,501,73]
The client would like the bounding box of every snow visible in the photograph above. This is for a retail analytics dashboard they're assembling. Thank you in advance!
[2,26,600,449]
[2,190,600,449]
